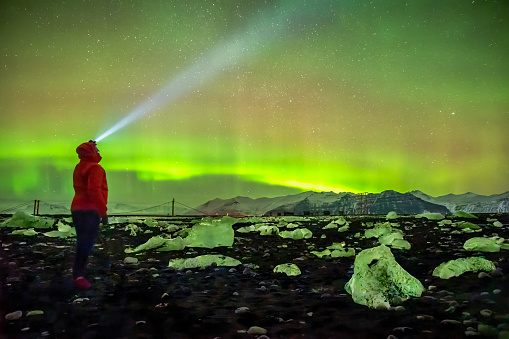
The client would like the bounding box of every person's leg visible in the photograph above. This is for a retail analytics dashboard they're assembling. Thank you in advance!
[72,210,100,279]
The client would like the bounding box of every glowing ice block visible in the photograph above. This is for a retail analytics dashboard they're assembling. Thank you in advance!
[1,211,54,229]
[273,263,301,276]
[416,212,445,220]
[11,228,38,236]
[279,228,312,240]
[43,221,76,238]
[453,211,477,219]
[463,237,502,252]
[185,216,237,248]
[168,254,241,269]
[364,222,393,238]
[311,242,355,258]
[125,235,168,253]
[344,245,424,309]
[432,257,495,279]
[386,211,398,220]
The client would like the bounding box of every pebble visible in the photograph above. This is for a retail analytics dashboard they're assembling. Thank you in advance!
[465,330,479,336]
[123,257,139,264]
[500,331,509,339]
[441,319,462,325]
[478,272,491,279]
[257,336,271,339]
[478,323,498,336]
[247,326,267,335]
[393,306,406,312]
[491,268,504,278]
[498,323,509,331]
[480,309,493,318]
[444,306,456,313]
[5,310,22,320]
[235,307,250,314]
[416,315,434,321]
[493,289,502,295]
[393,327,413,333]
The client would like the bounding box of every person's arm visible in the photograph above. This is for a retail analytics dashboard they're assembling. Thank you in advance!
[88,165,107,217]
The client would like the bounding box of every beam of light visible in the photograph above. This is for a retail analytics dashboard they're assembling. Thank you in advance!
[95,0,334,142]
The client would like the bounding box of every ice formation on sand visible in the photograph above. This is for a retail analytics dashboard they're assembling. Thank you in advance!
[311,242,355,258]
[345,245,424,309]
[185,216,237,248]
[278,228,312,240]
[273,263,301,276]
[432,257,495,279]
[168,254,241,269]
[416,212,445,220]
[463,237,504,252]
[1,211,54,229]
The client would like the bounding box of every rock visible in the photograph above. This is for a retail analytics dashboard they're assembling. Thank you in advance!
[441,319,462,325]
[247,326,267,335]
[235,307,250,314]
[499,331,509,339]
[480,309,493,318]
[465,330,479,336]
[417,315,434,321]
[478,271,491,279]
[393,327,413,333]
[5,310,22,320]
[123,257,139,264]
[478,323,499,336]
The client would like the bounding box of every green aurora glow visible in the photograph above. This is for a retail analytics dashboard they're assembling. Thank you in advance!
[1,0,508,207]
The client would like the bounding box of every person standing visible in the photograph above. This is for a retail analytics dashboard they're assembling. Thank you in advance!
[70,140,108,289]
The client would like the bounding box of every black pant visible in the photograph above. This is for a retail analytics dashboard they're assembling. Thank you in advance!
[72,210,100,279]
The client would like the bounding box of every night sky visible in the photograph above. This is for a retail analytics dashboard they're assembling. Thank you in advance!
[1,0,508,207]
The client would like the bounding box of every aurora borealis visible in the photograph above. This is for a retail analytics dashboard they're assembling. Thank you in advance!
[1,0,508,207]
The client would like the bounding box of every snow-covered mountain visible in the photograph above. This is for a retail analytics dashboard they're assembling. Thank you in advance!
[191,190,460,216]
[409,191,509,213]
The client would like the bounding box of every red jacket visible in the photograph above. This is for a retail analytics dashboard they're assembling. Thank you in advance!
[71,141,108,217]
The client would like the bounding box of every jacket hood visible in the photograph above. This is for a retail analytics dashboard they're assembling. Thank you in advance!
[76,141,102,163]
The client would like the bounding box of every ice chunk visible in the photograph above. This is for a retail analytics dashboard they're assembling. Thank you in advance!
[43,221,76,238]
[257,225,280,235]
[311,242,355,258]
[279,228,312,240]
[125,236,167,253]
[337,225,349,232]
[168,254,241,269]
[457,222,481,230]
[416,212,445,220]
[453,211,477,219]
[492,221,503,228]
[463,237,501,252]
[386,211,398,220]
[11,228,38,236]
[438,219,453,226]
[273,263,301,276]
[344,245,424,309]
[1,211,54,229]
[156,236,186,252]
[365,222,392,238]
[236,225,257,233]
[378,230,404,245]
[185,216,237,248]
[432,257,495,279]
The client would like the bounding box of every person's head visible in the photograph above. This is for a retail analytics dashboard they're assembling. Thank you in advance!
[76,140,102,162]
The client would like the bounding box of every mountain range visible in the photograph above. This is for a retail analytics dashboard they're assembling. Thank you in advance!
[2,190,508,216]
[192,190,509,216]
